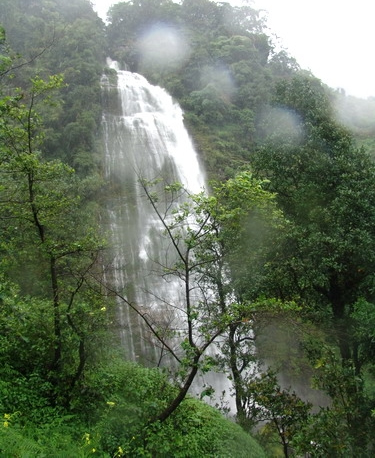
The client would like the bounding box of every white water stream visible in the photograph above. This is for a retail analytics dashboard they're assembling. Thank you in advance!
[101,61,232,407]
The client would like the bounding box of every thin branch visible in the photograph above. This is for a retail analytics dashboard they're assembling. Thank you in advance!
[0,26,59,78]
[99,279,182,364]
[139,178,187,266]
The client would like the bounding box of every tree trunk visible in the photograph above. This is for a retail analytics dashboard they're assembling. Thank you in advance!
[228,323,246,422]
[154,355,200,423]
[50,256,62,371]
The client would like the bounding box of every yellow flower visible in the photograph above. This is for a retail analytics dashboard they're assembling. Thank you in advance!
[100,306,106,311]
[4,414,11,420]
[83,433,91,444]
[106,401,115,407]
[3,421,9,428]
[92,448,96,453]
[114,445,124,457]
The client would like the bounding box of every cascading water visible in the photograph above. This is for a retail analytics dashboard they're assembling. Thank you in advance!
[101,60,206,361]
[100,60,232,406]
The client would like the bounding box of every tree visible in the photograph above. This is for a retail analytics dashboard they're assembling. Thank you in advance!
[252,73,375,452]
[243,370,312,457]
[0,0,105,175]
[202,172,293,424]
[293,341,374,456]
[0,42,105,403]
[103,171,283,425]
[108,179,231,423]
[253,74,375,361]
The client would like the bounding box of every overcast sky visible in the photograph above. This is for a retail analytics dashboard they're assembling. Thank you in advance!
[92,0,375,99]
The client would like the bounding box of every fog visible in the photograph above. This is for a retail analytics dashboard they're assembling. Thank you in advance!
[92,0,375,99]
[254,0,374,99]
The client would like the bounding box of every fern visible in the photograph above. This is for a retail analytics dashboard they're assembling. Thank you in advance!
[0,427,44,457]
[0,426,95,458]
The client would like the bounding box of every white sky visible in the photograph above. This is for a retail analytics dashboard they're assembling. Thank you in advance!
[92,0,375,99]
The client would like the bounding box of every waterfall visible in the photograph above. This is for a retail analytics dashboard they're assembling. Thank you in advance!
[100,61,233,409]
[101,60,206,362]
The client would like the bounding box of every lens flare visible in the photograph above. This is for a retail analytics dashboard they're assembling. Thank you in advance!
[200,65,236,102]
[138,24,190,69]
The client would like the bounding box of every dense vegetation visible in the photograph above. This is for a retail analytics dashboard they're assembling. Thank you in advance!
[1,0,375,456]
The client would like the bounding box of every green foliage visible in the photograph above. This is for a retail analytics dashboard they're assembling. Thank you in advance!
[253,74,375,342]
[146,398,266,458]
[210,171,284,302]
[0,355,264,457]
[2,0,375,454]
[0,24,109,426]
[239,370,312,457]
[0,0,105,175]
[0,416,100,457]
[105,0,296,180]
[289,340,375,456]
[351,299,375,364]
[85,359,267,457]
[248,73,375,453]
[132,174,286,429]
[293,408,354,457]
